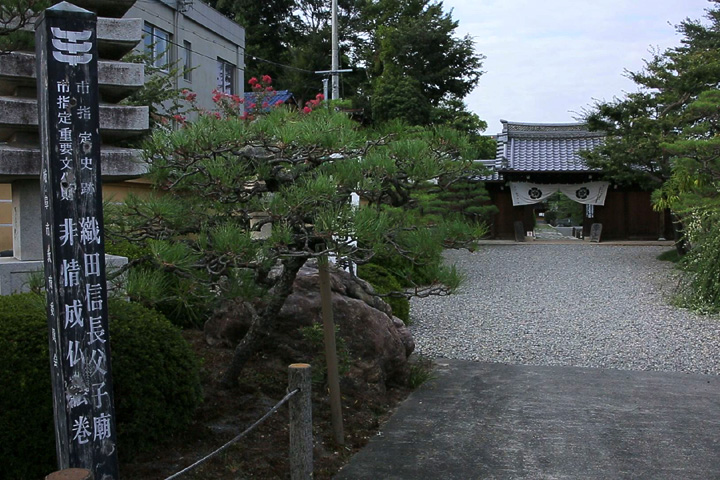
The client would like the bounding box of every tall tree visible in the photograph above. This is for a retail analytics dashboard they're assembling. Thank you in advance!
[654,4,720,211]
[583,2,720,189]
[358,0,484,124]
[581,2,720,249]
[211,0,486,129]
[210,0,298,82]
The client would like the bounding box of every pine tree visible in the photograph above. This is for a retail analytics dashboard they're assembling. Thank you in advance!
[0,0,52,52]
[582,2,720,250]
[108,104,484,387]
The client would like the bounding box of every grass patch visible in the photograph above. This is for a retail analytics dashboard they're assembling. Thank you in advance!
[657,249,682,263]
[407,356,435,389]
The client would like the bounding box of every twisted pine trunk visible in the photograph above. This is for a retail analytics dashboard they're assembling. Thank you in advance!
[220,257,306,388]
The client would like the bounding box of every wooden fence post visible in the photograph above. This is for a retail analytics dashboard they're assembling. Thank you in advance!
[289,363,313,480]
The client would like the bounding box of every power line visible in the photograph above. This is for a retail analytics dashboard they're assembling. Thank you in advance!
[249,54,316,74]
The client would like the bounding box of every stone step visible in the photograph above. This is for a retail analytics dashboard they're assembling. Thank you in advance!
[0,52,144,102]
[0,96,149,141]
[0,144,147,181]
[96,16,143,60]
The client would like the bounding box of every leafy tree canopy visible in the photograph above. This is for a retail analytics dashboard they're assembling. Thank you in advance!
[582,1,720,263]
[207,0,487,131]
[582,2,720,193]
[0,0,51,52]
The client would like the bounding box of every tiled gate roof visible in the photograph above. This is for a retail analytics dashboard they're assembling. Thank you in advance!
[484,121,604,179]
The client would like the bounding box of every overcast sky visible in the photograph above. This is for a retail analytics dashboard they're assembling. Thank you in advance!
[441,0,712,134]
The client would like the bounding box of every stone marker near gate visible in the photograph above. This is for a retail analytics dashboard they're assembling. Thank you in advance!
[36,3,118,477]
[513,221,525,243]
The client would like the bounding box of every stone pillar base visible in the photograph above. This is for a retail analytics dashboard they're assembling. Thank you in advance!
[0,255,127,295]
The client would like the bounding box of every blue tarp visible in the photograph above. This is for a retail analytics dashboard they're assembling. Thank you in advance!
[244,90,296,111]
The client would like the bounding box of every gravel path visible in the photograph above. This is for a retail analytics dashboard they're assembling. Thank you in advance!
[410,244,720,375]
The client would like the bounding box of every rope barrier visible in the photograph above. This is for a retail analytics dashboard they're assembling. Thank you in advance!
[163,387,300,480]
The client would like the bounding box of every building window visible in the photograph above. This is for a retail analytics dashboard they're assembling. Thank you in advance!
[217,58,235,94]
[143,23,170,71]
[182,40,192,81]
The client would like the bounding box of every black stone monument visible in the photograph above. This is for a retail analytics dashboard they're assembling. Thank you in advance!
[36,3,118,478]
[590,223,603,243]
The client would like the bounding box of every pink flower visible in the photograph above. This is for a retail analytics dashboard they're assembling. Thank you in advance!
[262,102,269,108]
[316,93,325,100]
[213,112,221,119]
[265,86,274,92]
[248,77,258,86]
[262,75,272,85]
[275,99,284,106]
[303,106,312,114]
[230,94,241,104]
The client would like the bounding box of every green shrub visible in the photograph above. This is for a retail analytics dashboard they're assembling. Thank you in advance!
[105,237,214,328]
[0,297,55,479]
[678,224,720,313]
[369,240,447,289]
[407,356,436,389]
[107,297,203,454]
[0,294,202,479]
[104,238,151,262]
[657,249,682,263]
[124,267,214,328]
[298,323,351,385]
[357,263,410,324]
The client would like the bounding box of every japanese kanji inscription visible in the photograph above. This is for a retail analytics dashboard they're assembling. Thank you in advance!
[36,3,118,478]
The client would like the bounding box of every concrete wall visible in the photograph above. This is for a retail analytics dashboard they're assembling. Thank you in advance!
[124,0,246,112]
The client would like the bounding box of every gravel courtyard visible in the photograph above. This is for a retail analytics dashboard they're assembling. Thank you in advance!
[410,244,720,375]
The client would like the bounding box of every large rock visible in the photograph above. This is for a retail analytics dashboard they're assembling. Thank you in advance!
[204,262,415,391]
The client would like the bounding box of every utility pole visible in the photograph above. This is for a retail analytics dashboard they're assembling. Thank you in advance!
[316,0,353,102]
[315,69,352,101]
[331,0,339,100]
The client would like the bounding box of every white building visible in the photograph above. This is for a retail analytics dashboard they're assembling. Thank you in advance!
[124,0,246,112]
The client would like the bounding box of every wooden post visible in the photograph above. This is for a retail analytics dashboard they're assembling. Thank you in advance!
[288,364,313,480]
[36,3,118,477]
[46,469,94,480]
[317,256,344,445]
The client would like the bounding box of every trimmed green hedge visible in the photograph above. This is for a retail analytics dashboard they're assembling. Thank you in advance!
[0,295,56,479]
[0,294,202,479]
[109,298,203,452]
[357,263,410,324]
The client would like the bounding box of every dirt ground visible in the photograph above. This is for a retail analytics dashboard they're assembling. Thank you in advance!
[119,330,413,479]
